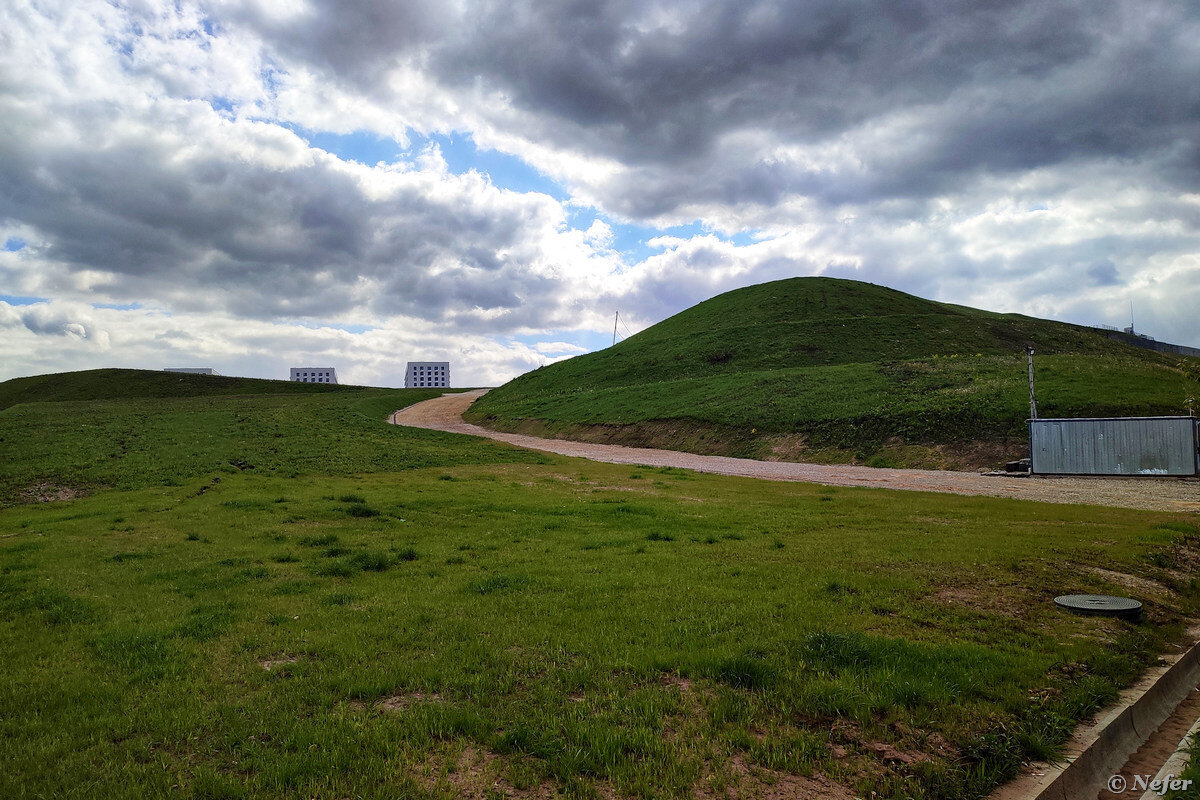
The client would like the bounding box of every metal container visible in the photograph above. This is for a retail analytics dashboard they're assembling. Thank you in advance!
[1029,416,1199,476]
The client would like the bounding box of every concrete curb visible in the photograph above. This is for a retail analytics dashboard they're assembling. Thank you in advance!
[993,628,1200,800]
[1138,713,1200,800]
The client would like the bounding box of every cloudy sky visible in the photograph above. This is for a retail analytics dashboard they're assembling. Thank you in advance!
[2,0,1198,386]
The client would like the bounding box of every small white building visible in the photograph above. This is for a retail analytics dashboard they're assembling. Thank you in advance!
[165,368,218,375]
[405,361,449,388]
[290,367,338,384]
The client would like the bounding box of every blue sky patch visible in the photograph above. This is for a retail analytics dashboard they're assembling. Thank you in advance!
[507,329,616,356]
[1,294,47,306]
[565,210,759,264]
[293,321,375,334]
[207,96,235,116]
[3,237,26,251]
[286,125,403,166]
[412,133,569,201]
[92,302,143,311]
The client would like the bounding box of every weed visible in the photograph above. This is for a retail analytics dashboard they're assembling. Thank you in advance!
[111,551,153,563]
[712,653,777,689]
[345,504,379,518]
[467,574,529,595]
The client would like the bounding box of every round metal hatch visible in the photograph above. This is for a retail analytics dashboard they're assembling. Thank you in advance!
[1054,594,1143,621]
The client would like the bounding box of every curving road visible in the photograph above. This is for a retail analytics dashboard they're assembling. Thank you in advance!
[391,390,1200,513]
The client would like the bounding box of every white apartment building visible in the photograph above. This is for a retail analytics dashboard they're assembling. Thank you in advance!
[290,367,338,384]
[405,361,449,388]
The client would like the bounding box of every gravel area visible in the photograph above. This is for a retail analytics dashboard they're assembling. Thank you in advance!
[392,391,1200,514]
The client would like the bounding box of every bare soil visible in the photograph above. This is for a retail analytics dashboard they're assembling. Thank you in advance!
[392,392,1200,514]
[258,656,297,671]
[696,754,857,800]
[18,482,86,504]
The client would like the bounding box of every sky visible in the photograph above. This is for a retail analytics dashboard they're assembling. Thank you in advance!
[2,0,1199,387]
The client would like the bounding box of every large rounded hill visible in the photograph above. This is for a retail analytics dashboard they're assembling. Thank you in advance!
[467,277,1200,469]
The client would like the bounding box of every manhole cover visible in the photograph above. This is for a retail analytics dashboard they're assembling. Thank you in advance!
[1054,594,1143,621]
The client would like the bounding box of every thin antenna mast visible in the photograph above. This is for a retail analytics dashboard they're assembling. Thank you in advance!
[613,311,619,346]
[1026,346,1038,420]
[1129,301,1135,335]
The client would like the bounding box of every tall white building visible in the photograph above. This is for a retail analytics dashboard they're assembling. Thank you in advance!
[405,361,449,388]
[290,367,338,384]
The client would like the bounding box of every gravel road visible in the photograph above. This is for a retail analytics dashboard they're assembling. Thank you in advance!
[391,391,1200,514]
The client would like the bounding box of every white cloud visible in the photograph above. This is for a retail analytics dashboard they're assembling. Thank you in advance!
[3,0,1200,389]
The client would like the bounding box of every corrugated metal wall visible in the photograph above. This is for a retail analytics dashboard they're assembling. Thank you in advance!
[1029,417,1200,476]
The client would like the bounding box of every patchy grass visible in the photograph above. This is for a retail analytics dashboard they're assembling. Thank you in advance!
[2,460,1199,799]
[3,367,1200,798]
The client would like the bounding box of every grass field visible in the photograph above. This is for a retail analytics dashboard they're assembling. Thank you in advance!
[467,278,1200,468]
[0,370,534,507]
[3,369,1200,799]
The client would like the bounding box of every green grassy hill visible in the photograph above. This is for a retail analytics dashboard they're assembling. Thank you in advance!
[0,369,530,507]
[0,368,355,411]
[467,278,1200,468]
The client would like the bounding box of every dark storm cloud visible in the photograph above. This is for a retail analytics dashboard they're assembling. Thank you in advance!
[217,0,453,82]
[234,0,1200,216]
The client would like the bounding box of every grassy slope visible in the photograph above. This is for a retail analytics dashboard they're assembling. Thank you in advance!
[0,368,357,411]
[0,369,522,507]
[467,278,1200,467]
[2,369,1200,799]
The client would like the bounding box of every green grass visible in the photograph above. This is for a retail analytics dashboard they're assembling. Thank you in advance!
[0,369,535,507]
[467,278,1200,467]
[3,368,1200,799]
[1168,734,1200,799]
[0,368,357,411]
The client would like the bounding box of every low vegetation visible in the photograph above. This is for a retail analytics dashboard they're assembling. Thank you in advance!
[467,278,1200,468]
[2,369,1199,799]
[0,369,530,507]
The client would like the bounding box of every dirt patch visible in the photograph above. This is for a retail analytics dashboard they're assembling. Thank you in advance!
[416,744,561,800]
[379,691,442,711]
[259,656,297,671]
[659,674,694,692]
[697,754,856,800]
[931,583,1028,618]
[863,741,930,766]
[17,482,86,504]
[1085,567,1172,598]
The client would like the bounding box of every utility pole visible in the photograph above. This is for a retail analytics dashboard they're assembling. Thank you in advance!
[1026,346,1038,420]
[613,311,619,346]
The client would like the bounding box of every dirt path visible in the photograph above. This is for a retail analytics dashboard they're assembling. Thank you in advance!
[391,391,1200,513]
